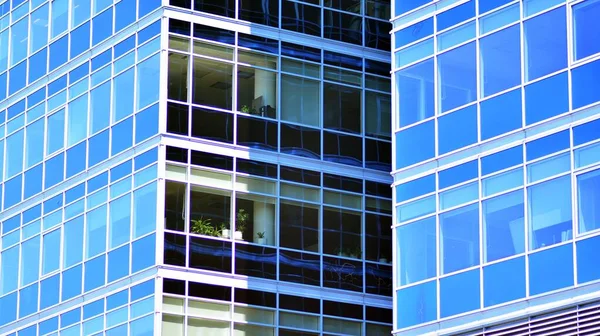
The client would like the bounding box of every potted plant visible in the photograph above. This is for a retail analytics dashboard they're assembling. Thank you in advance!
[256,231,266,245]
[349,247,362,259]
[241,105,251,113]
[234,209,249,240]
[191,217,221,237]
[220,222,230,238]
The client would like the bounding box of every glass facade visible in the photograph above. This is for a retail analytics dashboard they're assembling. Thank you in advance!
[392,0,600,334]
[0,0,392,335]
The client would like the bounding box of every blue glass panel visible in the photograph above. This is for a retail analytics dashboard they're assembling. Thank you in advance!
[138,21,161,45]
[527,152,570,183]
[132,234,155,273]
[438,104,477,154]
[484,256,525,307]
[136,54,160,110]
[49,35,68,72]
[115,0,136,32]
[396,120,435,168]
[481,88,522,140]
[39,317,58,335]
[134,147,158,170]
[86,205,107,258]
[84,255,106,292]
[395,18,433,48]
[437,21,476,52]
[18,325,36,336]
[1,246,19,294]
[396,280,437,329]
[439,182,478,210]
[8,61,26,95]
[92,7,113,46]
[25,118,44,168]
[70,21,90,58]
[72,0,90,27]
[526,130,569,161]
[6,129,24,177]
[396,59,434,127]
[573,0,600,61]
[115,36,136,59]
[83,300,104,320]
[66,142,86,178]
[51,0,68,37]
[440,269,479,318]
[577,235,600,284]
[482,146,523,176]
[483,190,525,262]
[45,153,65,188]
[437,0,475,31]
[70,62,89,84]
[438,42,476,112]
[524,6,567,81]
[19,283,38,318]
[88,130,109,167]
[524,0,565,17]
[479,0,512,14]
[441,203,479,274]
[107,290,128,310]
[43,229,61,274]
[135,104,158,143]
[480,25,521,97]
[27,88,45,108]
[439,160,478,189]
[10,17,28,66]
[572,59,600,109]
[108,245,130,282]
[131,279,154,301]
[4,174,22,209]
[0,30,6,73]
[109,194,131,248]
[107,324,128,336]
[111,161,132,182]
[49,75,67,96]
[2,214,19,234]
[40,274,60,310]
[0,292,17,325]
[397,195,436,223]
[28,48,47,83]
[68,94,89,146]
[397,216,436,285]
[113,68,135,121]
[396,174,435,203]
[88,172,108,193]
[395,0,430,16]
[90,81,110,134]
[0,73,6,101]
[61,264,83,300]
[139,0,160,18]
[44,194,63,214]
[130,314,154,336]
[23,205,41,224]
[63,216,84,268]
[529,176,572,250]
[577,169,600,234]
[47,109,65,155]
[574,118,600,146]
[60,308,81,328]
[111,117,133,155]
[21,236,40,286]
[92,49,111,71]
[396,39,432,67]
[529,244,573,295]
[480,4,519,34]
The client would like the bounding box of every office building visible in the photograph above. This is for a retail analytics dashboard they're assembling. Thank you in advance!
[0,0,393,335]
[392,0,600,335]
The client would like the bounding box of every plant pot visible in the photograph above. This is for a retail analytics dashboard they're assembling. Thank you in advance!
[221,229,230,239]
[234,231,243,240]
[379,258,388,264]
[257,238,266,245]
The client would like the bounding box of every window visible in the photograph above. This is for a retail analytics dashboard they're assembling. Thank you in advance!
[438,104,477,154]
[483,257,525,307]
[396,59,434,127]
[524,6,567,81]
[324,83,361,134]
[483,190,525,262]
[280,201,319,252]
[396,280,437,329]
[480,88,522,140]
[438,42,476,113]
[365,91,391,140]
[525,72,568,125]
[323,207,361,258]
[440,269,479,318]
[239,0,278,27]
[189,186,231,237]
[237,66,277,118]
[236,194,276,246]
[282,1,321,37]
[573,0,600,60]
[281,75,320,127]
[528,176,572,250]
[440,203,479,274]
[396,120,435,168]
[479,24,521,97]
[397,216,436,286]
[529,244,573,295]
[572,59,600,109]
[577,169,600,234]
[280,123,321,159]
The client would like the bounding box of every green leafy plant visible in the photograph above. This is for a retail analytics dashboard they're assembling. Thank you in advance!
[256,231,265,238]
[236,208,249,233]
[241,105,251,113]
[190,217,223,237]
